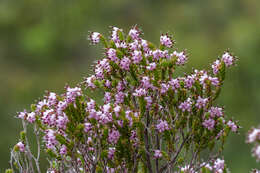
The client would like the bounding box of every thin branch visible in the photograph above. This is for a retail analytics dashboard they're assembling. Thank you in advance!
[159,135,190,173]
[144,112,153,173]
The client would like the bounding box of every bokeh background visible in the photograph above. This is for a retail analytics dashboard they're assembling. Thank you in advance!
[1,0,260,172]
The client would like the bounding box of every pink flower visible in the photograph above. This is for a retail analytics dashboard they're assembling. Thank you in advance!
[133,88,147,97]
[179,98,192,112]
[84,122,92,133]
[66,87,82,103]
[17,111,26,119]
[56,113,68,130]
[105,80,111,88]
[27,112,36,123]
[222,52,234,67]
[115,41,127,48]
[153,49,163,60]
[184,75,195,89]
[227,120,238,132]
[57,101,67,116]
[154,150,162,158]
[209,76,219,86]
[141,39,149,51]
[160,34,173,48]
[168,78,180,90]
[36,99,48,112]
[129,40,140,50]
[47,92,57,106]
[173,51,187,65]
[120,57,131,70]
[60,145,67,155]
[116,81,125,91]
[195,96,208,109]
[203,119,215,130]
[156,120,169,133]
[44,129,58,150]
[104,92,112,103]
[108,129,120,144]
[160,83,169,94]
[253,145,260,161]
[248,128,260,143]
[146,62,156,71]
[129,27,140,40]
[107,48,118,62]
[132,50,142,64]
[115,92,125,104]
[87,99,96,110]
[212,59,221,75]
[89,32,101,44]
[141,76,152,89]
[214,158,225,172]
[114,105,121,117]
[111,27,121,42]
[16,142,25,152]
[85,75,96,89]
[209,107,223,118]
[108,147,116,159]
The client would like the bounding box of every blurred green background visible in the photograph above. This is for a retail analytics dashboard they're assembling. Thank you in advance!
[1,0,260,172]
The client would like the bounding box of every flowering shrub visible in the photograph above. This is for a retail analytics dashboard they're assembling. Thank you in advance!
[6,26,238,173]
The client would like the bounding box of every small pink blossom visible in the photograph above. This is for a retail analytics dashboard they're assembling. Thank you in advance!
[168,78,180,90]
[195,96,208,109]
[89,32,101,44]
[108,147,116,159]
[156,120,169,133]
[132,50,142,64]
[212,59,221,75]
[120,57,131,70]
[108,129,120,144]
[160,34,173,48]
[84,122,92,133]
[214,158,225,172]
[17,111,26,119]
[107,48,118,62]
[129,27,140,40]
[173,51,187,65]
[16,142,25,152]
[222,52,234,67]
[209,107,223,118]
[227,120,238,132]
[133,88,147,97]
[146,62,156,71]
[154,150,162,158]
[179,98,192,112]
[203,119,215,130]
[60,145,67,155]
[27,112,36,123]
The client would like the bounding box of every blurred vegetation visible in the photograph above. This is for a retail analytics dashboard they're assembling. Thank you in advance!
[1,0,260,172]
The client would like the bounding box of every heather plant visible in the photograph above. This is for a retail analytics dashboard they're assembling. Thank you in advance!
[6,26,238,173]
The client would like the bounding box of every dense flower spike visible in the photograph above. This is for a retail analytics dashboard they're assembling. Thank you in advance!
[7,26,237,173]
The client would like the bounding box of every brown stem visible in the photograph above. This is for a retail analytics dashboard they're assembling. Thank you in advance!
[159,135,189,173]
[144,112,153,173]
